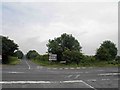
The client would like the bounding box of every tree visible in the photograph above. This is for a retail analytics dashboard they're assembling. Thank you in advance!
[95,40,117,61]
[1,36,18,64]
[26,50,39,60]
[14,50,24,59]
[62,49,83,65]
[115,56,120,62]
[47,33,82,61]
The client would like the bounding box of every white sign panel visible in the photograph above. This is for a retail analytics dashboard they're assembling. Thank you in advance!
[49,53,57,61]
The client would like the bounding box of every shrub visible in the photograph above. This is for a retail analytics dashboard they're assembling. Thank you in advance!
[62,49,83,65]
[115,56,120,61]
[95,40,117,61]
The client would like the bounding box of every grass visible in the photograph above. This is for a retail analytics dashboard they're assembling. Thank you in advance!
[32,59,120,68]
[7,56,20,65]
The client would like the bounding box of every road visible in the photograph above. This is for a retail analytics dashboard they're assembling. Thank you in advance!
[1,59,119,89]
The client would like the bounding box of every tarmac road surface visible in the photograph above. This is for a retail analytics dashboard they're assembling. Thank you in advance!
[1,59,120,89]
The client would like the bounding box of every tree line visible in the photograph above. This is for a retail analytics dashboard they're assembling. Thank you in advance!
[1,33,120,65]
[26,33,119,65]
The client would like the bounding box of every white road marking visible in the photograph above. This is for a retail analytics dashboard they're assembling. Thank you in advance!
[1,81,52,84]
[87,79,97,82]
[113,78,119,81]
[0,80,83,84]
[75,72,83,74]
[37,66,39,69]
[62,80,82,83]
[97,70,104,71]
[7,72,24,74]
[65,68,68,69]
[98,73,120,76]
[101,79,110,81]
[67,75,72,78]
[74,75,80,79]
[82,67,86,69]
[89,67,93,69]
[1,80,97,89]
[82,80,97,90]
[70,68,74,70]
[25,60,31,70]
[53,68,57,70]
[59,68,63,70]
[37,66,43,69]
[76,67,80,69]
[47,68,51,69]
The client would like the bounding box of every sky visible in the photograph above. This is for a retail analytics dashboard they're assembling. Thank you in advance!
[1,1,118,55]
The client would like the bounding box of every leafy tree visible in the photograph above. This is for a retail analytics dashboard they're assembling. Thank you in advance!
[47,33,82,61]
[115,56,120,61]
[62,49,83,65]
[14,50,24,59]
[95,40,117,61]
[1,36,18,64]
[26,50,40,60]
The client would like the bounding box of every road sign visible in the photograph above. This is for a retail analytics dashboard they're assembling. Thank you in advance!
[49,53,57,61]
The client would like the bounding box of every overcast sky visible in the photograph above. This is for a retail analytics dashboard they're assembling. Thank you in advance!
[2,1,118,55]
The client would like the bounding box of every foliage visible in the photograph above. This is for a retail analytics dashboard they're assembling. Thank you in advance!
[62,49,83,65]
[26,50,40,60]
[47,33,82,61]
[39,54,49,61]
[82,55,96,63]
[95,40,117,61]
[7,56,20,65]
[1,36,18,64]
[115,56,120,61]
[14,50,24,59]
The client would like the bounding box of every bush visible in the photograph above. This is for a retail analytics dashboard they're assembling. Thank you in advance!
[26,50,40,60]
[82,55,96,62]
[95,40,117,61]
[115,56,120,61]
[14,50,24,59]
[39,54,49,61]
[107,60,119,65]
[80,55,96,66]
[62,49,83,65]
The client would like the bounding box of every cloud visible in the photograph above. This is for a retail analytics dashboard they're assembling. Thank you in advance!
[2,2,118,55]
[19,37,48,54]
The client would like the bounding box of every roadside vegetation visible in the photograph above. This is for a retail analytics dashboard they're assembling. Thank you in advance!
[26,33,120,67]
[14,50,24,59]
[1,34,119,66]
[7,56,20,65]
[29,54,120,68]
[1,36,24,65]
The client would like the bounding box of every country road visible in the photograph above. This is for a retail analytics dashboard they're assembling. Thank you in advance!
[1,59,119,89]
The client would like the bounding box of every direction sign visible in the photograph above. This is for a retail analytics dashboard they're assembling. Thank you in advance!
[49,53,57,61]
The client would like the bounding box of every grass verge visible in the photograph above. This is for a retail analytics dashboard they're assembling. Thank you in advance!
[7,56,20,65]
[32,59,120,68]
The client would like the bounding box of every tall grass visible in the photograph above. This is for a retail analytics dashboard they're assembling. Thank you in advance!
[8,56,20,65]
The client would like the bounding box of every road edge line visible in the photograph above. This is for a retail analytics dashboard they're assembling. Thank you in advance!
[25,60,31,70]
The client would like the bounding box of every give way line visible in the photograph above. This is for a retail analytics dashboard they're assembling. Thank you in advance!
[0,80,97,90]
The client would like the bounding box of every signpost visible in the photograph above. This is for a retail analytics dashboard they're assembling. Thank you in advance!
[49,53,57,61]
